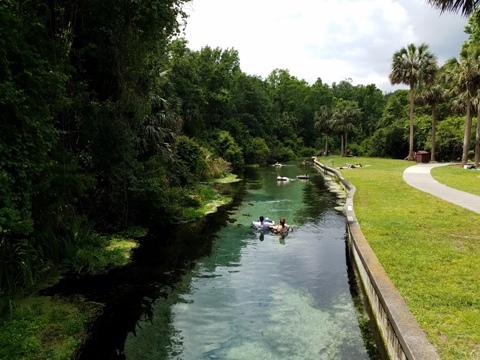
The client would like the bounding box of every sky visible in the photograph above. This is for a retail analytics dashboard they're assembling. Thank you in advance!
[180,0,470,93]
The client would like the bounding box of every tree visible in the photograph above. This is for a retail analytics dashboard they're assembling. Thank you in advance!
[436,116,466,160]
[231,73,274,139]
[415,81,447,162]
[355,84,385,138]
[463,10,480,166]
[441,45,480,166]
[196,46,241,130]
[474,94,480,166]
[369,91,409,158]
[314,105,334,155]
[389,43,438,160]
[246,137,270,165]
[266,69,313,144]
[166,39,206,137]
[331,100,362,156]
[331,78,355,101]
[0,0,190,297]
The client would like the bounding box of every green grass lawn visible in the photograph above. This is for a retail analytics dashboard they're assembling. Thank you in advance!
[324,157,480,360]
[432,163,480,197]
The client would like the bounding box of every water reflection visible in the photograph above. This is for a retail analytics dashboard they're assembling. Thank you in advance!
[123,164,382,359]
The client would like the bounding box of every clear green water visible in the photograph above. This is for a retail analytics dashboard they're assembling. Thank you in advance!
[124,164,381,359]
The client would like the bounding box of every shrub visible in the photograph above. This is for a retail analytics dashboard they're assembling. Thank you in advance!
[279,146,296,161]
[298,147,316,158]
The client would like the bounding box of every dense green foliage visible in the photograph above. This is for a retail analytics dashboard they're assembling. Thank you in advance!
[0,0,194,304]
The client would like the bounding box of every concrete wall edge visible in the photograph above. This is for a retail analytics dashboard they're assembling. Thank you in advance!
[314,160,439,360]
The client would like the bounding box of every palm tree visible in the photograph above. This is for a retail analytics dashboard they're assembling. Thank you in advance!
[427,0,479,15]
[474,94,480,166]
[331,100,361,156]
[415,80,447,162]
[442,45,480,166]
[389,43,438,161]
[470,88,480,167]
[314,105,334,156]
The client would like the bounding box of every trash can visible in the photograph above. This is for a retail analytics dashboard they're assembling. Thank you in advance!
[415,151,430,163]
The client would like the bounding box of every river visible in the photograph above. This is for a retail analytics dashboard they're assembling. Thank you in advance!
[75,162,383,359]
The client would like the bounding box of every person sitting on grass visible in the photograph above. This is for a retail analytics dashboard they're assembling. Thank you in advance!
[340,163,362,169]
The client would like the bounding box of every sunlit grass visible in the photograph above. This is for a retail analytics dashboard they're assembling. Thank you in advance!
[322,156,480,360]
[432,164,480,197]
[186,184,232,220]
[0,227,145,360]
[105,236,138,262]
[0,295,102,360]
[212,173,241,183]
[63,231,139,274]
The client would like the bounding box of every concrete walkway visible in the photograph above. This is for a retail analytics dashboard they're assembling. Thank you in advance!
[403,163,480,214]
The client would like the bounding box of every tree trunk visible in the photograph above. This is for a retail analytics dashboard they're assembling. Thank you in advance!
[431,103,436,162]
[475,101,480,167]
[461,96,472,166]
[344,131,348,158]
[340,134,344,157]
[324,132,329,156]
[408,84,415,160]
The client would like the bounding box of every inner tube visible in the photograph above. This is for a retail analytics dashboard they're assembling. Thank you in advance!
[251,219,275,230]
[276,177,289,181]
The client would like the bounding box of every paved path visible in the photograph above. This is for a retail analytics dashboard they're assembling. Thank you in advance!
[403,163,480,214]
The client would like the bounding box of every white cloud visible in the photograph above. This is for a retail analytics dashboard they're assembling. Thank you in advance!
[182,0,469,93]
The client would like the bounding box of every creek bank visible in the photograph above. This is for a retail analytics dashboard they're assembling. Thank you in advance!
[0,177,239,360]
[61,198,243,359]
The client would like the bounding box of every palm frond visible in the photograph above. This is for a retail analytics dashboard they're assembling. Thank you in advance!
[427,0,480,16]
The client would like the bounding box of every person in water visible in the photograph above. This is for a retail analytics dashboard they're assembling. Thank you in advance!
[270,217,289,233]
[258,216,272,225]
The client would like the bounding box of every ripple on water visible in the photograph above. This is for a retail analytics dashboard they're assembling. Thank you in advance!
[123,164,379,360]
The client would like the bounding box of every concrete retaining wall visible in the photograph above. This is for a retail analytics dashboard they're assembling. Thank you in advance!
[314,160,439,360]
